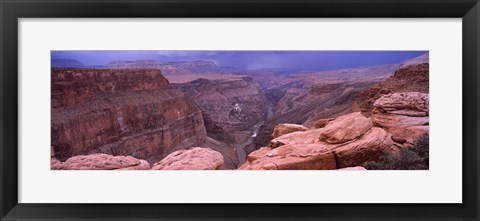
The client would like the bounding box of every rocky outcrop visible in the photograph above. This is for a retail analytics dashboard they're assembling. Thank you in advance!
[311,118,334,129]
[338,166,367,170]
[318,112,373,144]
[247,81,374,154]
[51,68,207,161]
[331,127,392,168]
[52,153,150,170]
[241,112,393,170]
[271,123,309,139]
[151,147,224,170]
[372,92,429,145]
[354,63,429,114]
[239,144,336,170]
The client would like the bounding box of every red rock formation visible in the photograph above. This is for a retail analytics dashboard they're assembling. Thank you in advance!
[271,123,309,139]
[241,112,393,170]
[354,63,429,115]
[51,69,207,161]
[239,143,336,170]
[150,147,224,170]
[174,77,268,168]
[318,112,373,144]
[247,81,374,154]
[332,127,392,168]
[176,77,267,135]
[371,92,429,145]
[337,166,367,170]
[52,153,151,170]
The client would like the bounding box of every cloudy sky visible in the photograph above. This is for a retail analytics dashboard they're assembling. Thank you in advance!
[51,51,427,72]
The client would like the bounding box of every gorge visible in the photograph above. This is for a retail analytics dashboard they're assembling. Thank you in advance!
[51,52,429,170]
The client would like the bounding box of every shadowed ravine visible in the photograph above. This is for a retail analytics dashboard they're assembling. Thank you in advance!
[235,123,263,167]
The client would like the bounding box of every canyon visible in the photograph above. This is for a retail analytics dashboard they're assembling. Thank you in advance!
[51,69,207,163]
[51,53,429,170]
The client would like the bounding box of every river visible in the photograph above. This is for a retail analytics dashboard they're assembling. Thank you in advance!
[235,122,263,168]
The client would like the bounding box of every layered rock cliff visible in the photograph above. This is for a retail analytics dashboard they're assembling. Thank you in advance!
[173,77,268,168]
[354,63,429,114]
[51,68,207,161]
[372,92,429,146]
[175,77,267,132]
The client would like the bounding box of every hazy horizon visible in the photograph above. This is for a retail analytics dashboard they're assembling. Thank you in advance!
[51,50,428,72]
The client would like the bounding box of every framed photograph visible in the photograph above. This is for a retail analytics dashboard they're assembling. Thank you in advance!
[1,0,479,220]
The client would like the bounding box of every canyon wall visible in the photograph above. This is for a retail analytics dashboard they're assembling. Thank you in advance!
[175,77,268,143]
[245,80,375,154]
[241,63,429,169]
[51,68,207,161]
[174,77,268,168]
[354,63,429,115]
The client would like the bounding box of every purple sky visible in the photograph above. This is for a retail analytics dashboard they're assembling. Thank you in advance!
[51,51,427,71]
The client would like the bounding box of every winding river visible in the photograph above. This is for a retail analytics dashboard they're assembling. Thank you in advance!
[235,123,263,167]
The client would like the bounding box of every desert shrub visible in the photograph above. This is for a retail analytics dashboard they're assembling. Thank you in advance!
[364,133,429,170]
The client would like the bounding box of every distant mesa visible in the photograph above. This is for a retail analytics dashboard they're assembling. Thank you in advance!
[51,59,84,68]
[105,59,222,74]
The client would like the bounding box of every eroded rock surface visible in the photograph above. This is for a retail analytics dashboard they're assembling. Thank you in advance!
[354,63,429,114]
[52,153,151,170]
[338,166,367,170]
[318,112,373,144]
[51,69,207,161]
[271,123,309,139]
[242,112,393,170]
[239,143,336,170]
[372,92,429,145]
[174,77,267,168]
[151,147,224,170]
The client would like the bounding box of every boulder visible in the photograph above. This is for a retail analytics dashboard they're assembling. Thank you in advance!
[311,118,334,129]
[332,127,393,168]
[402,126,429,145]
[247,146,272,163]
[372,112,429,132]
[372,92,429,145]
[246,113,393,170]
[270,128,324,148]
[51,158,63,170]
[318,112,373,144]
[151,147,224,170]
[239,143,336,170]
[338,166,367,170]
[373,92,429,113]
[52,153,151,170]
[271,123,309,139]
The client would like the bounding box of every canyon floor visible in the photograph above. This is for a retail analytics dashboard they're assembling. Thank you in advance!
[51,54,429,170]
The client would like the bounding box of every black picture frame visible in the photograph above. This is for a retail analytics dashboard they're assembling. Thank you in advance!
[1,0,479,220]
